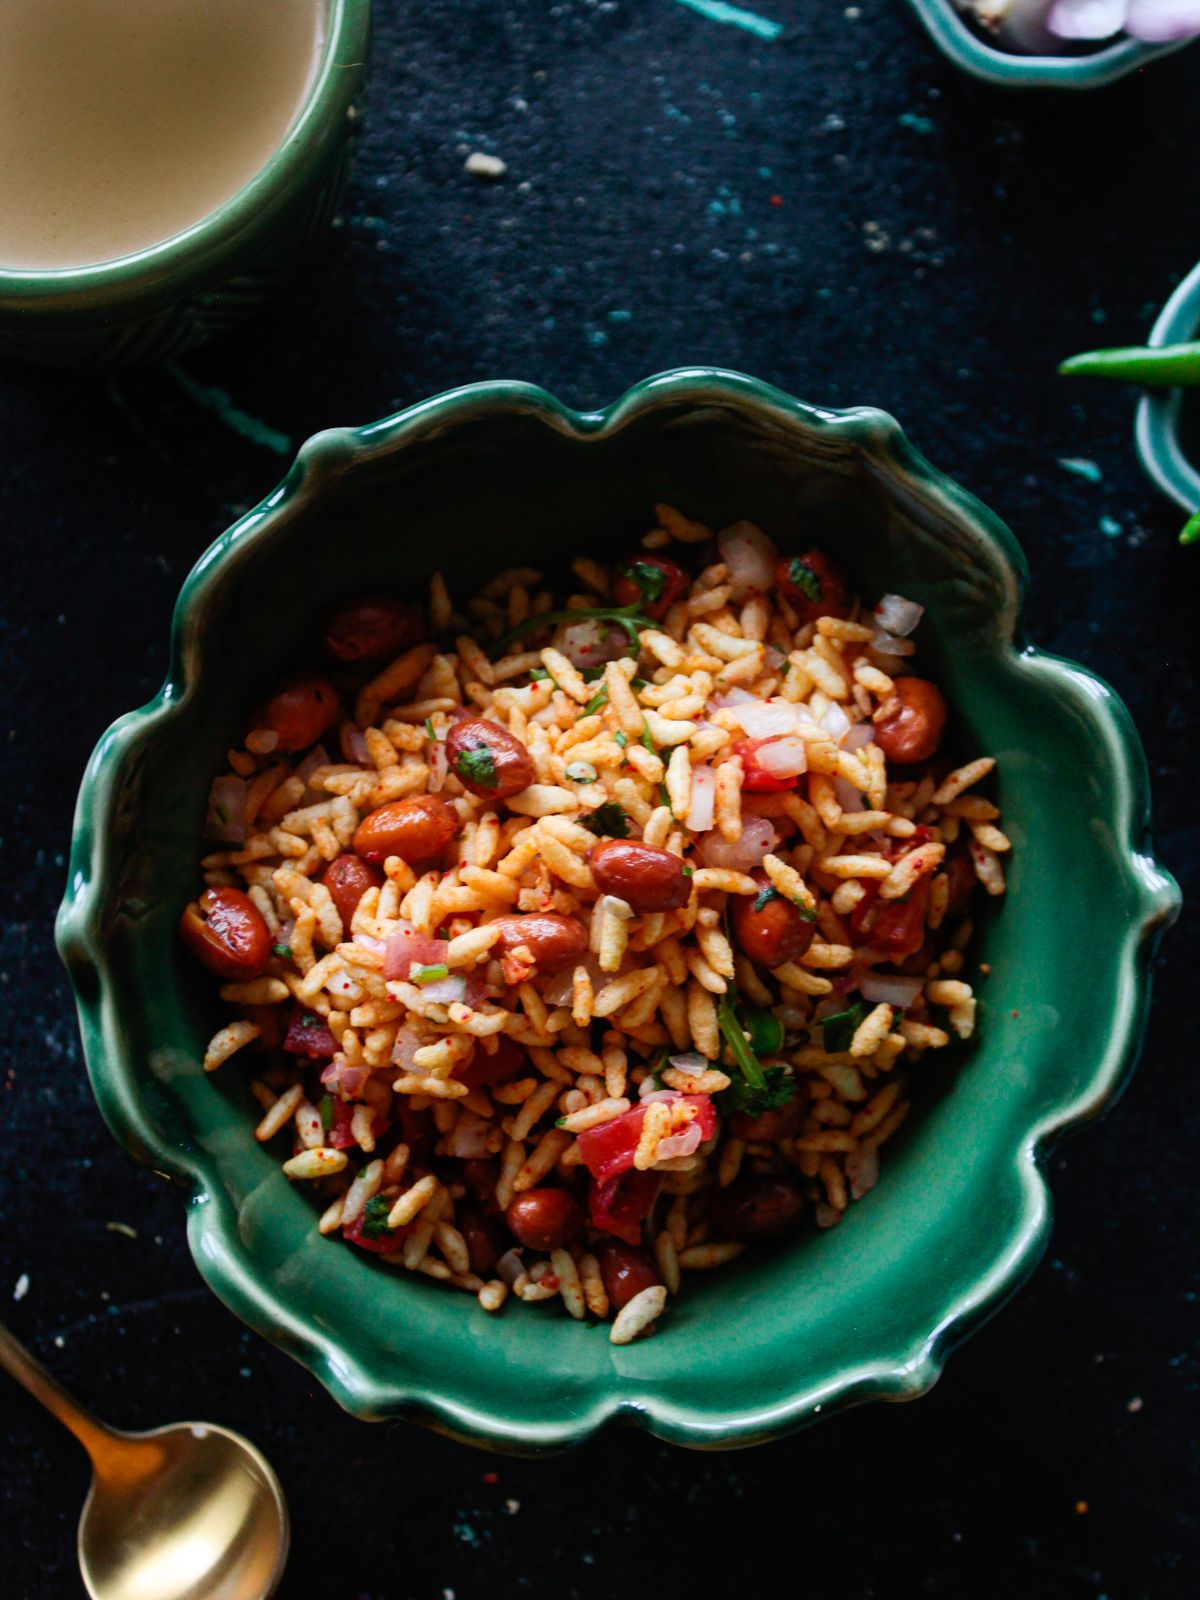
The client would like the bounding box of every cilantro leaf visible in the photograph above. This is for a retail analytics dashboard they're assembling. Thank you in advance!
[719,1066,796,1117]
[453,742,498,789]
[620,561,667,605]
[272,943,293,960]
[794,899,818,923]
[581,802,631,838]
[787,558,823,602]
[318,1095,333,1131]
[360,1194,395,1241]
[753,884,782,914]
[822,999,869,1054]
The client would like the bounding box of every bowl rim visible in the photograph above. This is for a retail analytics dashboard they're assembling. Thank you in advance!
[0,0,371,307]
[902,0,1189,87]
[55,368,1181,1451]
[1134,257,1200,514]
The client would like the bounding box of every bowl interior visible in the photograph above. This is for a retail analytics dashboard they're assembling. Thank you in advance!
[67,384,1165,1445]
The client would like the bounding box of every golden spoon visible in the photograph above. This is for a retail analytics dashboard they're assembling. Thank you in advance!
[0,1321,289,1600]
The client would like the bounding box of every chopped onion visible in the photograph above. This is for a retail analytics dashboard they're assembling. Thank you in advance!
[858,971,924,1008]
[666,1051,709,1075]
[565,760,599,783]
[686,764,716,832]
[340,721,371,765]
[295,744,331,786]
[755,735,808,780]
[639,1087,683,1104]
[734,698,799,739]
[391,1022,426,1071]
[820,702,851,740]
[871,627,916,658]
[697,816,777,873]
[428,739,449,793]
[325,968,365,1003]
[444,1111,491,1158]
[842,722,874,752]
[556,618,629,670]
[420,974,468,1005]
[846,1145,880,1200]
[204,775,247,843]
[764,644,786,671]
[384,922,450,980]
[718,522,777,596]
[320,1058,366,1097]
[834,775,866,813]
[655,1123,704,1162]
[496,1248,525,1286]
[708,686,755,710]
[353,932,386,956]
[874,593,924,637]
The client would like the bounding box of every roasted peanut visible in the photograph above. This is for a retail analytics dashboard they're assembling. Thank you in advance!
[588,839,690,912]
[710,1175,805,1242]
[179,887,272,980]
[873,677,947,765]
[505,1188,585,1253]
[323,597,425,661]
[256,674,341,753]
[320,853,384,929]
[445,719,536,800]
[352,793,459,864]
[490,914,587,976]
[595,1240,661,1311]
[730,872,815,969]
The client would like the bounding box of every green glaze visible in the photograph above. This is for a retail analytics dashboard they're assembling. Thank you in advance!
[1135,259,1200,520]
[0,0,371,368]
[56,369,1180,1452]
[904,0,1189,87]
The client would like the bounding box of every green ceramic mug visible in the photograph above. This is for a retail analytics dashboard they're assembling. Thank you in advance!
[0,0,371,369]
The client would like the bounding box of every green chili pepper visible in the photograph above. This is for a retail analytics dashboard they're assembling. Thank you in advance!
[1180,509,1200,547]
[743,1009,785,1055]
[1058,341,1200,388]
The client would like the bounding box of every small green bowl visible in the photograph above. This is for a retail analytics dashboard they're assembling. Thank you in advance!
[904,0,1190,87]
[56,369,1179,1452]
[0,0,371,369]
[1135,259,1200,517]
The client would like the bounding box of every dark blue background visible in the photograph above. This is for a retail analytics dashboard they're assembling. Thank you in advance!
[1,4,1196,1596]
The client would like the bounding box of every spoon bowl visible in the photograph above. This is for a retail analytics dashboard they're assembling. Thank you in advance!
[80,1421,289,1600]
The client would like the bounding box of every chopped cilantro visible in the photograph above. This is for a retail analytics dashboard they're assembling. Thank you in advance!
[272,943,292,960]
[582,685,610,716]
[787,558,823,602]
[794,899,818,923]
[413,963,450,985]
[581,802,631,838]
[614,730,628,748]
[318,1095,333,1131]
[640,720,657,756]
[753,884,782,914]
[300,1013,320,1029]
[489,603,654,659]
[682,864,693,878]
[619,560,667,605]
[453,742,498,789]
[424,716,438,741]
[360,1195,395,1240]
[822,999,870,1055]
[743,1008,785,1055]
[719,1066,796,1117]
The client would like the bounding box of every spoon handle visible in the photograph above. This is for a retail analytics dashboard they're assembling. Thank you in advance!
[0,1320,116,1465]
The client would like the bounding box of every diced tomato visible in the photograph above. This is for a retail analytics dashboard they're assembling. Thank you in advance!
[576,1094,718,1185]
[589,1170,661,1246]
[612,554,690,620]
[342,1207,413,1255]
[734,737,800,794]
[851,875,931,959]
[327,1099,390,1151]
[458,1034,527,1092]
[283,1008,337,1059]
[775,548,850,624]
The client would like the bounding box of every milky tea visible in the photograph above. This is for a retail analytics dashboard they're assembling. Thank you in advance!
[0,0,326,270]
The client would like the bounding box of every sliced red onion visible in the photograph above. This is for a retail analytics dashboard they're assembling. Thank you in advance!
[640,1088,684,1103]
[420,974,468,1005]
[325,968,365,1002]
[686,764,716,832]
[842,723,874,752]
[384,922,450,980]
[320,1058,367,1096]
[697,816,777,873]
[496,1248,525,1286]
[764,644,786,672]
[444,1112,491,1158]
[339,721,371,765]
[846,1145,880,1200]
[655,1123,704,1162]
[354,932,387,956]
[735,698,799,739]
[858,971,924,1008]
[204,775,248,843]
[820,702,851,741]
[718,522,777,596]
[556,618,629,670]
[755,735,808,780]
[834,775,867,813]
[294,744,331,786]
[391,1021,426,1070]
[708,686,755,711]
[874,593,924,637]
[428,740,449,794]
[871,628,916,658]
[666,1050,710,1075]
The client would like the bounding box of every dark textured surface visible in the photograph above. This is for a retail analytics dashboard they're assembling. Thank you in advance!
[1,4,1197,1597]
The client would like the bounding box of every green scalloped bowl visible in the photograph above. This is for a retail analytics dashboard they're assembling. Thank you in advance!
[904,0,1190,87]
[56,369,1179,1452]
[1135,259,1200,517]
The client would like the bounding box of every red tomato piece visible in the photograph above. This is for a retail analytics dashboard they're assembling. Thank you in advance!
[734,737,801,794]
[282,1008,337,1059]
[589,1170,662,1246]
[576,1095,718,1185]
[327,1099,390,1152]
[851,875,931,959]
[342,1207,413,1255]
